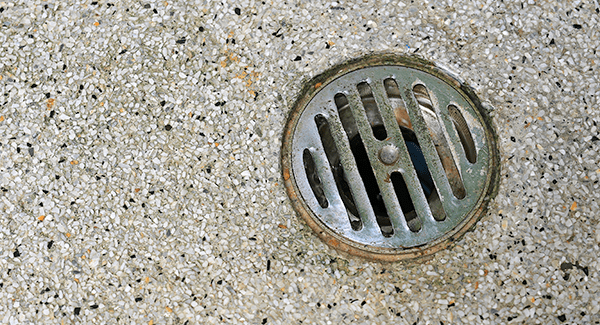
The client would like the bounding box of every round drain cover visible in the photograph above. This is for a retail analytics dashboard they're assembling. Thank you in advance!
[281,54,500,261]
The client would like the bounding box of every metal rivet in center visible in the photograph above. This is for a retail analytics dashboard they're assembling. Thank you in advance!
[379,145,400,165]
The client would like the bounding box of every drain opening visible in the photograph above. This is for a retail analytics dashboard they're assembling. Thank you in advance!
[335,93,393,237]
[385,78,447,223]
[390,172,421,232]
[283,55,500,260]
[314,114,362,230]
[384,78,412,130]
[302,148,328,209]
[412,84,466,199]
[357,82,387,140]
[448,105,477,164]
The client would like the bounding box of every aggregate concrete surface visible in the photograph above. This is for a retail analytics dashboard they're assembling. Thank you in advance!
[0,0,599,324]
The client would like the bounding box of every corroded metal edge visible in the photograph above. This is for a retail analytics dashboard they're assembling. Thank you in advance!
[281,53,501,262]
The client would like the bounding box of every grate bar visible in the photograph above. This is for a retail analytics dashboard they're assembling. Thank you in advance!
[413,84,466,199]
[369,81,440,233]
[401,85,462,221]
[344,88,416,237]
[300,121,354,233]
[314,114,362,229]
[325,108,384,238]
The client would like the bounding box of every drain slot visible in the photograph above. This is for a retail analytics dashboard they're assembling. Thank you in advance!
[357,82,387,140]
[303,149,328,209]
[335,94,393,237]
[314,114,362,230]
[385,78,413,130]
[448,105,477,164]
[391,172,422,232]
[412,84,466,199]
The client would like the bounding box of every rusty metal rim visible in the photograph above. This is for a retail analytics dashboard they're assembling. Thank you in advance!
[281,53,501,262]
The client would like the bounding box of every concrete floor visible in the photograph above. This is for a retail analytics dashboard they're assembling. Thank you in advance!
[0,0,599,324]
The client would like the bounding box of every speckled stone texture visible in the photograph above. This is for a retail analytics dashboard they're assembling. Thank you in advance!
[0,0,599,324]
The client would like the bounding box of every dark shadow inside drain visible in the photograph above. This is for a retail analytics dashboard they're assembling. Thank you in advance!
[391,172,421,232]
[335,93,393,236]
[314,114,362,230]
[391,127,447,229]
[303,148,328,209]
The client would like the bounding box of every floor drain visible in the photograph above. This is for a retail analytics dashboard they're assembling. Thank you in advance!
[281,54,500,261]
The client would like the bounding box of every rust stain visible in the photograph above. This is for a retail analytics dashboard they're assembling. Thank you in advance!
[394,107,413,129]
[326,237,340,248]
[47,98,55,109]
[283,168,290,181]
[38,215,45,221]
[278,224,287,229]
[314,82,322,89]
[570,201,577,211]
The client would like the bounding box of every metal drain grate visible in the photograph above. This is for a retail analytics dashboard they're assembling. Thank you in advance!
[282,54,500,261]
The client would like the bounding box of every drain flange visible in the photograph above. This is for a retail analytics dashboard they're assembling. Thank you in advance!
[281,54,500,261]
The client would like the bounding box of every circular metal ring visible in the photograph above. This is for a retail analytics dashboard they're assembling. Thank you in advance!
[281,53,500,262]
